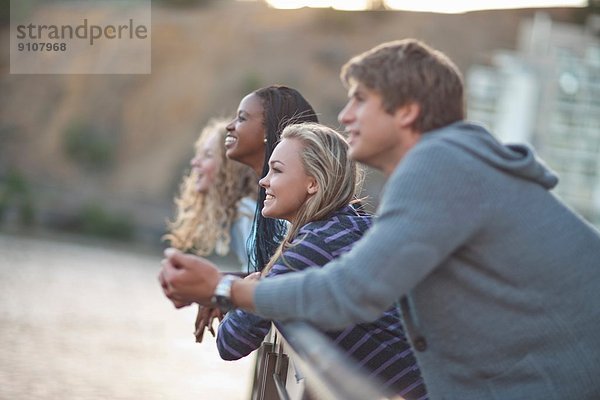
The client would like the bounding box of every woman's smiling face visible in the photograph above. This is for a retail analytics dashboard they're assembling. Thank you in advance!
[190,133,220,193]
[258,138,317,223]
[225,93,266,176]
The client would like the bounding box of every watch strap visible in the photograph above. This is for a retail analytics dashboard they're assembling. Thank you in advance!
[211,274,239,312]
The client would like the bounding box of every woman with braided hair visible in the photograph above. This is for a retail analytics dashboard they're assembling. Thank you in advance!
[224,85,319,273]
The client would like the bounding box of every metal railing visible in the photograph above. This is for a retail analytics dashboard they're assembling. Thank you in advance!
[251,321,397,400]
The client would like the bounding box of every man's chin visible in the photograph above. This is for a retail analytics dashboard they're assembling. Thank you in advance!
[349,150,377,169]
[348,146,363,162]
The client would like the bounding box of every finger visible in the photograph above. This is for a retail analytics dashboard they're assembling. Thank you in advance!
[173,299,192,309]
[210,308,222,320]
[196,308,214,342]
[161,257,180,274]
[200,311,210,328]
[164,248,218,274]
[158,260,176,289]
[197,309,210,332]
[159,272,177,300]
[195,306,206,342]
[158,269,168,290]
[164,247,187,269]
[163,282,188,305]
[244,271,261,281]
[195,325,205,343]
[195,306,204,330]
[161,259,187,299]
[164,247,178,258]
[208,313,216,337]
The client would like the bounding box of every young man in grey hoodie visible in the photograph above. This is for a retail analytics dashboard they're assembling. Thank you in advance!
[160,39,600,399]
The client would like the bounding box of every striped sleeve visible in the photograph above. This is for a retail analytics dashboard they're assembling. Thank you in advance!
[216,233,333,361]
[216,309,272,361]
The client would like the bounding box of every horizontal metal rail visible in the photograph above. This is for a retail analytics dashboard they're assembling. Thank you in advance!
[274,321,398,400]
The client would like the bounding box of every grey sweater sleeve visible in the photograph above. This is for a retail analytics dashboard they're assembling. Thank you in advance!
[254,139,487,330]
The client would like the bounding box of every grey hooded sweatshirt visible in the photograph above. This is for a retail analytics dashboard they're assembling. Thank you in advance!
[254,121,600,400]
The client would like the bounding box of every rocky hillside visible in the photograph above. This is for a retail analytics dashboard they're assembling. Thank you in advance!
[0,1,581,242]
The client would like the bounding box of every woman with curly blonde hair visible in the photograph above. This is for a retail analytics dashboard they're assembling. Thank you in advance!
[165,118,257,267]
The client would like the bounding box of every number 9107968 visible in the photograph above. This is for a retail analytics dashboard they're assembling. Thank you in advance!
[18,42,67,52]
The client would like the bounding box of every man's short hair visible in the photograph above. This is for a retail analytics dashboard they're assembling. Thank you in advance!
[341,39,465,133]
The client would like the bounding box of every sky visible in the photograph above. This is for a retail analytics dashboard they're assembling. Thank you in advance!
[261,0,587,12]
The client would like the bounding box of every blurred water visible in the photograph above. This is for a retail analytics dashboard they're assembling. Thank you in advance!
[0,234,253,400]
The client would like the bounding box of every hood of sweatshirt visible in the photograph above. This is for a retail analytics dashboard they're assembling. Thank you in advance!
[421,121,559,190]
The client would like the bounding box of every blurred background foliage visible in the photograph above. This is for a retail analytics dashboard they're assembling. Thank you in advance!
[154,0,216,7]
[69,203,135,240]
[0,169,35,226]
[63,122,117,171]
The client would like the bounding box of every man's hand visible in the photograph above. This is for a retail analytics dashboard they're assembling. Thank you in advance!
[158,248,221,308]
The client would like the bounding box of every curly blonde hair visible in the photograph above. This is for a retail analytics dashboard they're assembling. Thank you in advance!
[164,119,257,256]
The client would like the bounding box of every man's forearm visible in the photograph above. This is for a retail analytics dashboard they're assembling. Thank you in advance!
[231,279,258,312]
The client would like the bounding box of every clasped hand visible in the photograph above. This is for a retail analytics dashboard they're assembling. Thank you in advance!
[158,248,221,308]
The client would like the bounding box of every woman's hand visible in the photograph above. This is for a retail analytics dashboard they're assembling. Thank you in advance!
[194,305,224,343]
[244,271,261,281]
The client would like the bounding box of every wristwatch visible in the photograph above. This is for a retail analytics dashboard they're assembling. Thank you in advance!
[211,274,239,313]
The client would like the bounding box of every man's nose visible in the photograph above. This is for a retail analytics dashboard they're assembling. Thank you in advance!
[338,102,353,125]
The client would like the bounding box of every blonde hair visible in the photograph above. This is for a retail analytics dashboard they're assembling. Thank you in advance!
[263,122,361,274]
[164,119,257,256]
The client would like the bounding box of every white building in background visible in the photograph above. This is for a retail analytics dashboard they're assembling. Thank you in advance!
[466,12,600,228]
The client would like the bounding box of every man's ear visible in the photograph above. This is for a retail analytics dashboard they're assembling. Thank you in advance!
[394,102,420,128]
[307,177,318,195]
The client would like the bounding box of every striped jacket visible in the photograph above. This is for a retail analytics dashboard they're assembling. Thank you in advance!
[216,205,427,399]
